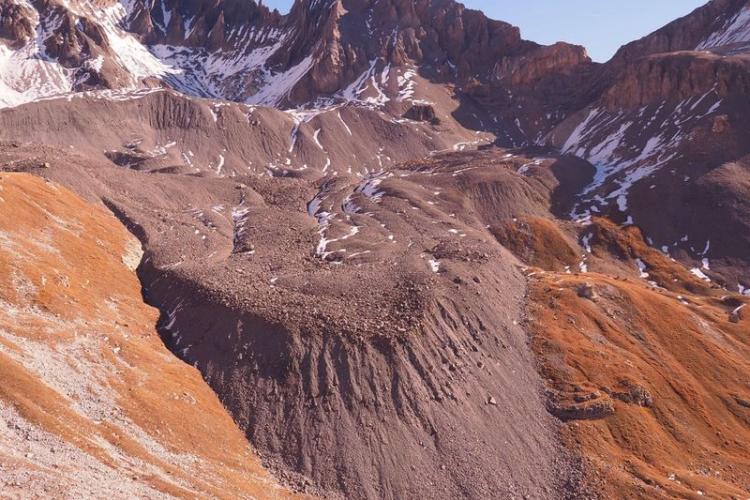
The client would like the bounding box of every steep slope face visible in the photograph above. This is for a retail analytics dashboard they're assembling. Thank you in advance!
[547,0,750,294]
[272,0,533,102]
[0,0,279,107]
[129,0,588,112]
[0,143,584,499]
[127,0,283,47]
[0,0,175,107]
[136,150,585,499]
[0,172,295,499]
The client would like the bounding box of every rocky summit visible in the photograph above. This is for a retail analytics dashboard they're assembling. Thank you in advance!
[1,1,749,499]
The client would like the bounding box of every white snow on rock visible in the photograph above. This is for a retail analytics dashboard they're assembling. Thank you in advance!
[0,0,317,109]
[356,172,390,202]
[397,68,417,101]
[581,233,593,253]
[339,58,390,107]
[0,9,74,108]
[636,258,649,279]
[428,259,440,273]
[690,267,711,282]
[337,111,353,136]
[313,128,324,150]
[697,6,750,50]
[0,0,176,109]
[560,92,722,221]
[94,4,176,82]
[248,55,314,106]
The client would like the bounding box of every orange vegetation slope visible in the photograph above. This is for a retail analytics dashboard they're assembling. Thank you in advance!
[523,219,750,499]
[0,173,295,498]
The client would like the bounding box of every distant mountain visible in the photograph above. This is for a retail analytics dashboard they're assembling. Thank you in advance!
[0,0,589,129]
[546,0,750,288]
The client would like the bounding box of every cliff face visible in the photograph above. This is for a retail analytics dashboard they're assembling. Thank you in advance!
[593,0,750,109]
[493,42,590,87]
[601,51,750,109]
[542,0,750,292]
[127,0,283,48]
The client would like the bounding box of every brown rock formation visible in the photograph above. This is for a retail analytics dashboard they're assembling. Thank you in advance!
[609,0,749,65]
[2,1,750,499]
[0,0,34,47]
[494,42,590,87]
[601,51,750,109]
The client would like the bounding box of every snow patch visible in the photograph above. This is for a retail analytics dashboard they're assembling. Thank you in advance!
[636,258,649,279]
[428,259,440,273]
[698,7,750,49]
[690,268,711,282]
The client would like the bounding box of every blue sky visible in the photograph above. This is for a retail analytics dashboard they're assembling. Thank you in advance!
[263,0,707,61]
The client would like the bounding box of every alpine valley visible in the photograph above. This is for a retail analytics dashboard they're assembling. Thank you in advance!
[0,0,749,499]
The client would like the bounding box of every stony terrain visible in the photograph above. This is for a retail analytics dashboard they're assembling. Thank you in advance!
[1,0,749,499]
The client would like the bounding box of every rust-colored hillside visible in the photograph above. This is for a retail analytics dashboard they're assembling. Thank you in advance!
[0,173,295,499]
[524,222,750,499]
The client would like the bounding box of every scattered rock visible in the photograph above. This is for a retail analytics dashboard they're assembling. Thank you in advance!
[577,283,597,300]
[403,104,439,124]
[712,114,729,134]
[730,305,744,324]
[548,395,615,421]
[610,381,653,408]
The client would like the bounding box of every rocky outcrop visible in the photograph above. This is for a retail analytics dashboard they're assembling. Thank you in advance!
[540,0,750,294]
[128,0,283,48]
[39,5,95,67]
[403,103,438,122]
[494,42,590,87]
[0,0,600,112]
[591,0,750,110]
[0,0,34,47]
[278,0,538,101]
[601,51,750,109]
[3,1,750,499]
